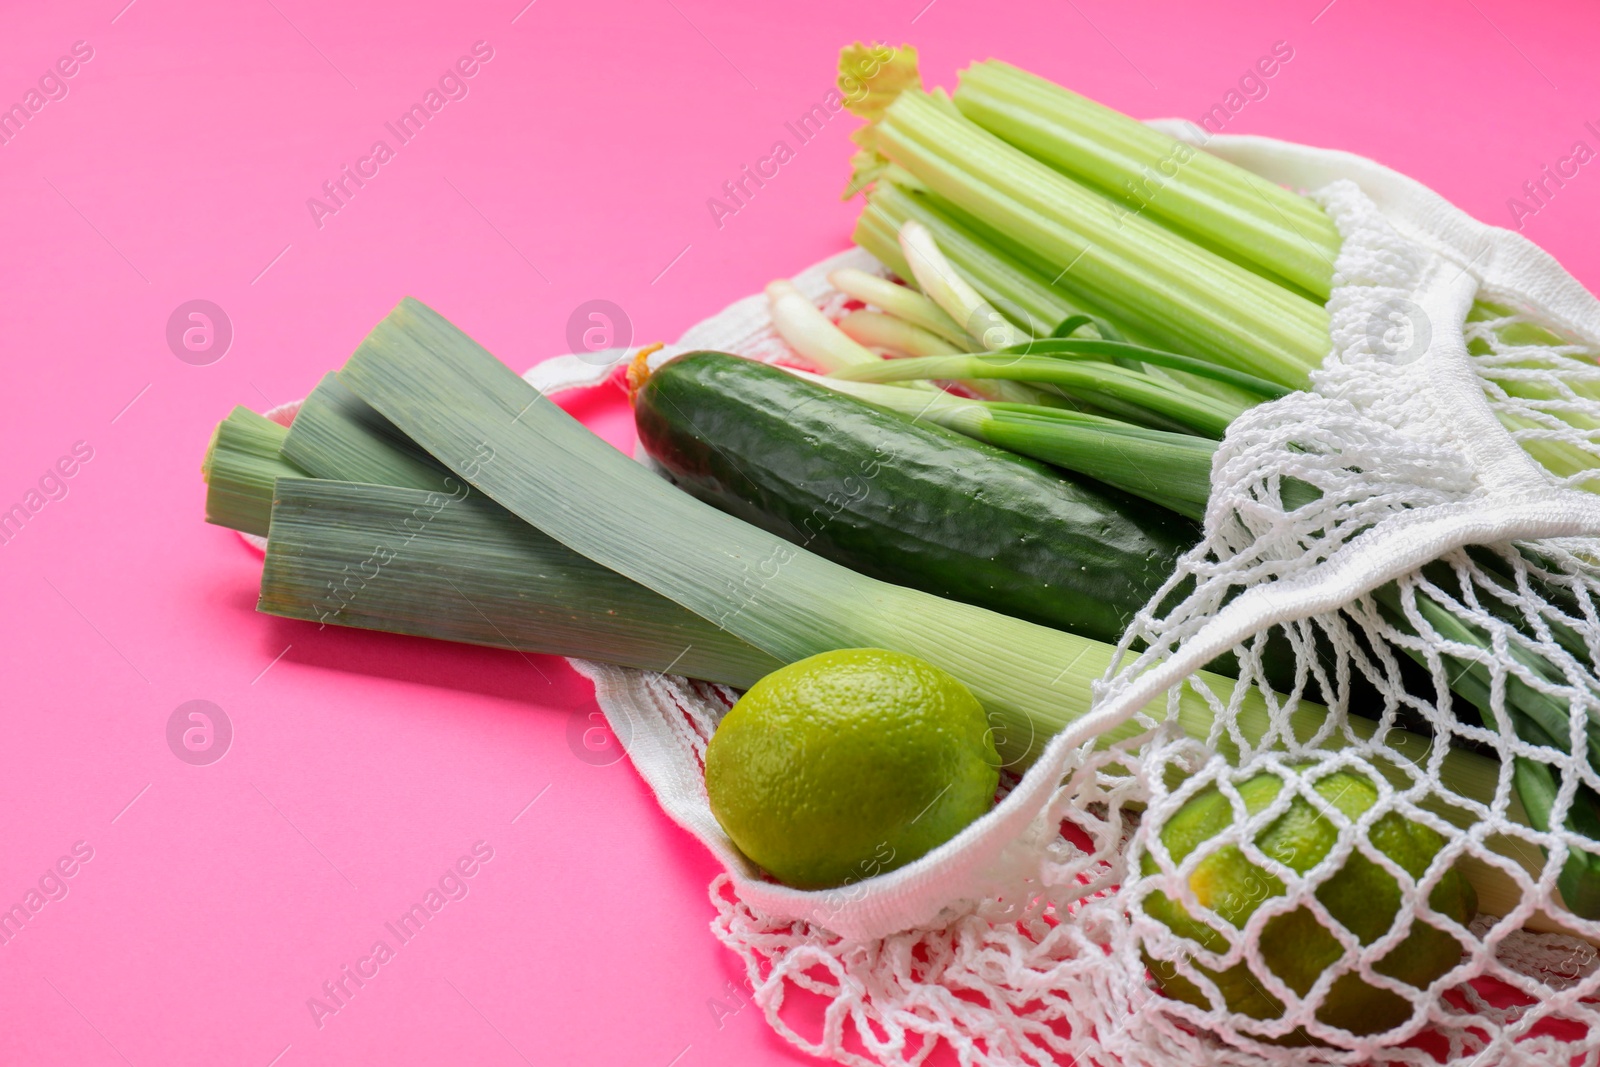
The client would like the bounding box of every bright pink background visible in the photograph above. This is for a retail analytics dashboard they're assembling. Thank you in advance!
[2,1,1598,1064]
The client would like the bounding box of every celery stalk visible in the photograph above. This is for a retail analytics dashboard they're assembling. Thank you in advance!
[260,478,784,688]
[869,90,1329,385]
[954,60,1340,299]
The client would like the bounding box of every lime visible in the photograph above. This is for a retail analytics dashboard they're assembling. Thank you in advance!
[705,648,1000,890]
[1142,768,1475,1039]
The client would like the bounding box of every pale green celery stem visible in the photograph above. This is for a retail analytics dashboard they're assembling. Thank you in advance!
[765,280,882,371]
[965,62,1336,239]
[1467,299,1579,348]
[877,91,1327,386]
[869,181,1197,356]
[1485,376,1600,433]
[837,309,961,357]
[1467,301,1600,488]
[828,267,969,345]
[881,95,1325,362]
[882,89,1332,342]
[1495,410,1600,483]
[899,218,1027,349]
[954,61,1340,299]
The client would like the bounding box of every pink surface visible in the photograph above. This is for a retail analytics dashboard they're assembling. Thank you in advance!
[2,1,1598,1064]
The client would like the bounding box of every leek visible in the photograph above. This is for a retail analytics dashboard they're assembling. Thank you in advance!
[202,407,306,537]
[282,372,462,493]
[260,478,784,688]
[198,392,784,687]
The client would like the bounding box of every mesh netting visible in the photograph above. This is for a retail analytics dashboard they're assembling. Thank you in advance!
[531,162,1600,1063]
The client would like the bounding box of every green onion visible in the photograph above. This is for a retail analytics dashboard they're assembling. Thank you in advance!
[984,338,1293,401]
[897,218,1028,350]
[765,280,882,371]
[827,266,969,346]
[805,371,1214,518]
[836,309,961,357]
[832,353,1248,437]
[1505,718,1600,919]
[856,181,1087,336]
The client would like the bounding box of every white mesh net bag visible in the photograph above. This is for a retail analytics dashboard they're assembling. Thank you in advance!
[526,129,1600,1065]
[251,128,1600,1064]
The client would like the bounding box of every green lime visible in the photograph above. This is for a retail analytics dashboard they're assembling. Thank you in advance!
[705,648,1000,890]
[1142,768,1476,1040]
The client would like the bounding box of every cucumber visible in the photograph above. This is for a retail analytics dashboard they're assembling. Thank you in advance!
[633,351,1198,646]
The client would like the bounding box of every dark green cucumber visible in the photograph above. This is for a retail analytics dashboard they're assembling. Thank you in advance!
[634,351,1198,646]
